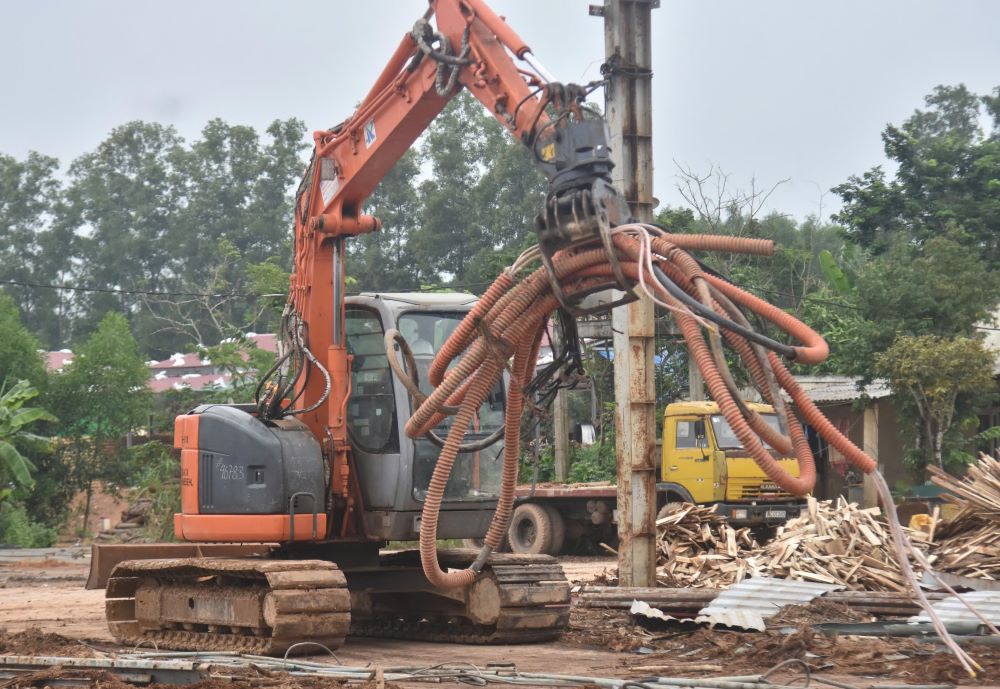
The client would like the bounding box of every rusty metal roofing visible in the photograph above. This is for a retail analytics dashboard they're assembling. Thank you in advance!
[784,376,892,405]
[697,576,844,630]
[908,590,1000,626]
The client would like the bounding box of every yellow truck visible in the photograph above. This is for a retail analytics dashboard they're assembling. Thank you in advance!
[658,400,805,524]
[504,401,805,555]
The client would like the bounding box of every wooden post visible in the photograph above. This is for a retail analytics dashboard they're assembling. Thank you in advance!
[554,388,570,481]
[863,405,880,508]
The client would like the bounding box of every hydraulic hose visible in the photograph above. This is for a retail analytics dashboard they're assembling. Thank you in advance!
[384,222,989,675]
[395,226,872,588]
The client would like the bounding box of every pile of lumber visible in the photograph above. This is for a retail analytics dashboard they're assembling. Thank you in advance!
[929,453,1000,520]
[927,454,1000,580]
[654,504,761,588]
[753,497,926,591]
[654,498,924,591]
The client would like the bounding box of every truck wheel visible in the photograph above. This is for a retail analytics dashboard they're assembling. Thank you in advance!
[657,502,684,520]
[543,505,566,555]
[508,503,554,555]
[461,533,510,552]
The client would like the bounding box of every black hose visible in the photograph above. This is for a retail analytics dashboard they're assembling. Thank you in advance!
[650,263,797,359]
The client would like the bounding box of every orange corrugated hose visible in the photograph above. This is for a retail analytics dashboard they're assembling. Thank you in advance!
[400,227,882,590]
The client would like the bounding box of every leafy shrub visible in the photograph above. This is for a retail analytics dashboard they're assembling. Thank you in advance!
[0,501,57,547]
[567,441,616,483]
[518,444,555,484]
[126,441,181,541]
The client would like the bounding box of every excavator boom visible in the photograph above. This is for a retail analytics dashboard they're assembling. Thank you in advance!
[94,0,631,654]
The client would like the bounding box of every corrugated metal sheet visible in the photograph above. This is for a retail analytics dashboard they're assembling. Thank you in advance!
[783,376,892,404]
[630,599,698,625]
[921,570,1000,592]
[697,577,844,630]
[908,591,1000,626]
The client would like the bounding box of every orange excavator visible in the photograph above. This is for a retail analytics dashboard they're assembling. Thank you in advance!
[89,0,632,654]
[87,0,904,661]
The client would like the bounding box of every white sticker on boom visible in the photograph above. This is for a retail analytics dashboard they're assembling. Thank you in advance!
[364,118,377,147]
[320,179,340,205]
[320,158,340,204]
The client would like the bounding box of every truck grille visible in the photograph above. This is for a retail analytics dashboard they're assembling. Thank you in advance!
[729,479,793,501]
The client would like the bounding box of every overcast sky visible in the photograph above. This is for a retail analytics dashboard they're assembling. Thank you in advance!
[2,1,998,221]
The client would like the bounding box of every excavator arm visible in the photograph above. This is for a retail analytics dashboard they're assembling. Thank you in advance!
[272,0,629,537]
[97,0,619,653]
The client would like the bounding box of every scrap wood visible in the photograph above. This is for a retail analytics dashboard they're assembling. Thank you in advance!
[654,504,763,588]
[618,627,1000,684]
[929,454,1000,521]
[925,454,1000,581]
[758,497,928,592]
[653,498,926,591]
[926,508,1000,581]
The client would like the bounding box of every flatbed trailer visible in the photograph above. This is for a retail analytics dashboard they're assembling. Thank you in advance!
[504,481,803,555]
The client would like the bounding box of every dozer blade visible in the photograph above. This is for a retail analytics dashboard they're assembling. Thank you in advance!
[106,558,350,655]
[87,543,274,590]
[348,549,571,643]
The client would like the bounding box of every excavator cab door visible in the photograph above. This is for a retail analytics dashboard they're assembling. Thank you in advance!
[344,296,507,542]
[396,311,506,503]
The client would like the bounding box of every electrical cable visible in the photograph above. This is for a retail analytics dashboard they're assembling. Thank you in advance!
[0,277,252,299]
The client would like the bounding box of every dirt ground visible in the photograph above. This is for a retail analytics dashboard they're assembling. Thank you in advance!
[0,550,997,687]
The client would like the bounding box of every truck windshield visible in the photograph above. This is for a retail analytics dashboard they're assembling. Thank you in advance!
[399,311,505,502]
[710,413,783,451]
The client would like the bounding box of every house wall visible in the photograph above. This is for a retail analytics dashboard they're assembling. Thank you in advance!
[875,400,907,489]
[800,398,908,503]
[809,401,864,502]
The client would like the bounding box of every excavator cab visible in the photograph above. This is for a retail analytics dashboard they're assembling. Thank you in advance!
[344,292,507,541]
[168,292,506,546]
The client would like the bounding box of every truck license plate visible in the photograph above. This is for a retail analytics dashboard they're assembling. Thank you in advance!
[765,509,787,520]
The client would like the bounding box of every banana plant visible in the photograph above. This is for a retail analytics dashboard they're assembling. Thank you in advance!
[818,249,854,296]
[0,379,57,493]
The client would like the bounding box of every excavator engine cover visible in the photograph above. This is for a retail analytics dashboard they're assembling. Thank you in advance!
[174,405,327,541]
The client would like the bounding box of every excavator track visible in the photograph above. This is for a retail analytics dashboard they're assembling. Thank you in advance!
[349,549,571,644]
[105,558,350,655]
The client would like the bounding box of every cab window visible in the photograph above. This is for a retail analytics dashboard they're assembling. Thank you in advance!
[675,420,706,449]
[345,308,399,454]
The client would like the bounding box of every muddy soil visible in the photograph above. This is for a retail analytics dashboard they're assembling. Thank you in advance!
[0,552,997,687]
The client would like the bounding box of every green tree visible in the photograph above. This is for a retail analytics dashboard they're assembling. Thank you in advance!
[168,118,306,297]
[0,379,56,496]
[852,230,998,367]
[826,86,1000,477]
[875,335,995,471]
[57,118,307,357]
[0,291,47,390]
[51,312,153,533]
[412,92,546,289]
[350,149,425,291]
[0,152,66,346]
[0,379,58,548]
[60,122,184,346]
[834,84,1000,269]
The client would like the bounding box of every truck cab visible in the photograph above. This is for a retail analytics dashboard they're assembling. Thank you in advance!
[659,401,804,525]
